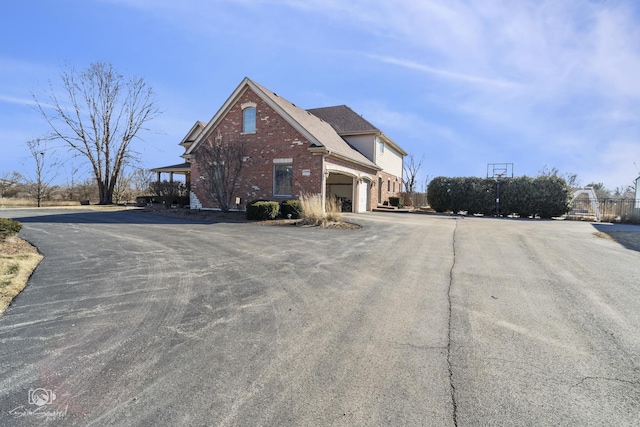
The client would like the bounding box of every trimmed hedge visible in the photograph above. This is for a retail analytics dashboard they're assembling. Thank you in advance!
[246,200,280,220]
[0,217,22,240]
[427,176,570,218]
[426,177,495,214]
[280,199,302,219]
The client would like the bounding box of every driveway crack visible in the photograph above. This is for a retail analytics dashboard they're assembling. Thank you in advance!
[571,376,640,388]
[447,219,459,427]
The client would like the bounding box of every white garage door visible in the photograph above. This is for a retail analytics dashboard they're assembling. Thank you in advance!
[358,181,369,212]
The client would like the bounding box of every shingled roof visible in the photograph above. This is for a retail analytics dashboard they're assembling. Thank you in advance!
[308,104,407,156]
[185,78,408,169]
[307,105,379,135]
[247,81,379,169]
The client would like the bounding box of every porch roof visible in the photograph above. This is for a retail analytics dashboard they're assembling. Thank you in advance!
[150,162,191,174]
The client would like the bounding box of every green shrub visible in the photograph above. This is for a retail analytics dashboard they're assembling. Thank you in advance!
[531,176,571,218]
[388,196,404,207]
[0,218,22,240]
[427,175,570,217]
[246,200,280,220]
[280,199,302,219]
[149,180,189,206]
[427,177,495,213]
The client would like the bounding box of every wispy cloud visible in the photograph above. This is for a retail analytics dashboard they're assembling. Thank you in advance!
[73,0,640,187]
[354,100,458,142]
[365,54,522,90]
[0,94,38,108]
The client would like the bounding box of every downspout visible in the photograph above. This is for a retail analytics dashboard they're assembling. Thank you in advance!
[321,154,327,213]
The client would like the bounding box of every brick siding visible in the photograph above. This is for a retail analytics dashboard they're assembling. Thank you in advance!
[375,170,404,207]
[189,86,403,211]
[190,88,323,209]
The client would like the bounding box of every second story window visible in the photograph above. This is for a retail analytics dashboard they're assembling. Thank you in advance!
[243,107,256,133]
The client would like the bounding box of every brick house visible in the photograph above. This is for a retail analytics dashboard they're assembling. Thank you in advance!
[152,77,406,212]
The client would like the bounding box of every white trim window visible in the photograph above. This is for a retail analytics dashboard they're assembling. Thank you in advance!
[242,107,256,133]
[274,164,293,196]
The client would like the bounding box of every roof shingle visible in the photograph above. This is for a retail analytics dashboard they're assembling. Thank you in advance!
[250,80,380,170]
[307,105,379,135]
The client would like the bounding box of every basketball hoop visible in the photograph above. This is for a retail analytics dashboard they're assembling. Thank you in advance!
[487,163,514,216]
[487,163,513,180]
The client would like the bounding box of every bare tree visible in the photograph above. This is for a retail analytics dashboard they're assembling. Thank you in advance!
[613,183,634,199]
[403,153,424,194]
[75,178,99,202]
[586,182,612,199]
[0,171,23,199]
[34,62,160,204]
[196,131,245,212]
[130,167,155,195]
[112,165,134,204]
[538,165,581,189]
[62,163,82,201]
[25,138,58,207]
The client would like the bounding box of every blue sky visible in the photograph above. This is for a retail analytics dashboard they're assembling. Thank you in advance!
[2,0,640,191]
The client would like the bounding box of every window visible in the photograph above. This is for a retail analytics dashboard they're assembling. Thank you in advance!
[379,140,385,153]
[243,107,256,133]
[274,164,293,196]
[387,179,390,192]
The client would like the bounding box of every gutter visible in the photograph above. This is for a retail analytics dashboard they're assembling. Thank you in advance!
[308,147,381,171]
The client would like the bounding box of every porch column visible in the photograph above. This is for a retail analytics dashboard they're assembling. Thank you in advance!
[353,177,358,213]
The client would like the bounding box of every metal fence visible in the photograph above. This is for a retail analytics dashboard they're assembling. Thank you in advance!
[570,198,640,223]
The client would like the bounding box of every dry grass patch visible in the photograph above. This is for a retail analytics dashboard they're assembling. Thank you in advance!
[299,193,344,227]
[0,236,42,315]
[0,198,81,208]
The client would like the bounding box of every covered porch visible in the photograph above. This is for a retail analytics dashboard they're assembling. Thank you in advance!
[149,162,191,191]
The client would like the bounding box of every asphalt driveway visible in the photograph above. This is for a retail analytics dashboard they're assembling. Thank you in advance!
[0,209,639,426]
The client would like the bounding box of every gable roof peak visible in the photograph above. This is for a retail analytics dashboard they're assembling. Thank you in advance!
[185,77,382,170]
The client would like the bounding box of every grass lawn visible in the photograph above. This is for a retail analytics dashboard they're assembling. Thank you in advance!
[0,237,42,315]
[0,198,81,208]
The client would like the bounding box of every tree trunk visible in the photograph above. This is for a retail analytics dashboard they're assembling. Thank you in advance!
[97,180,113,205]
